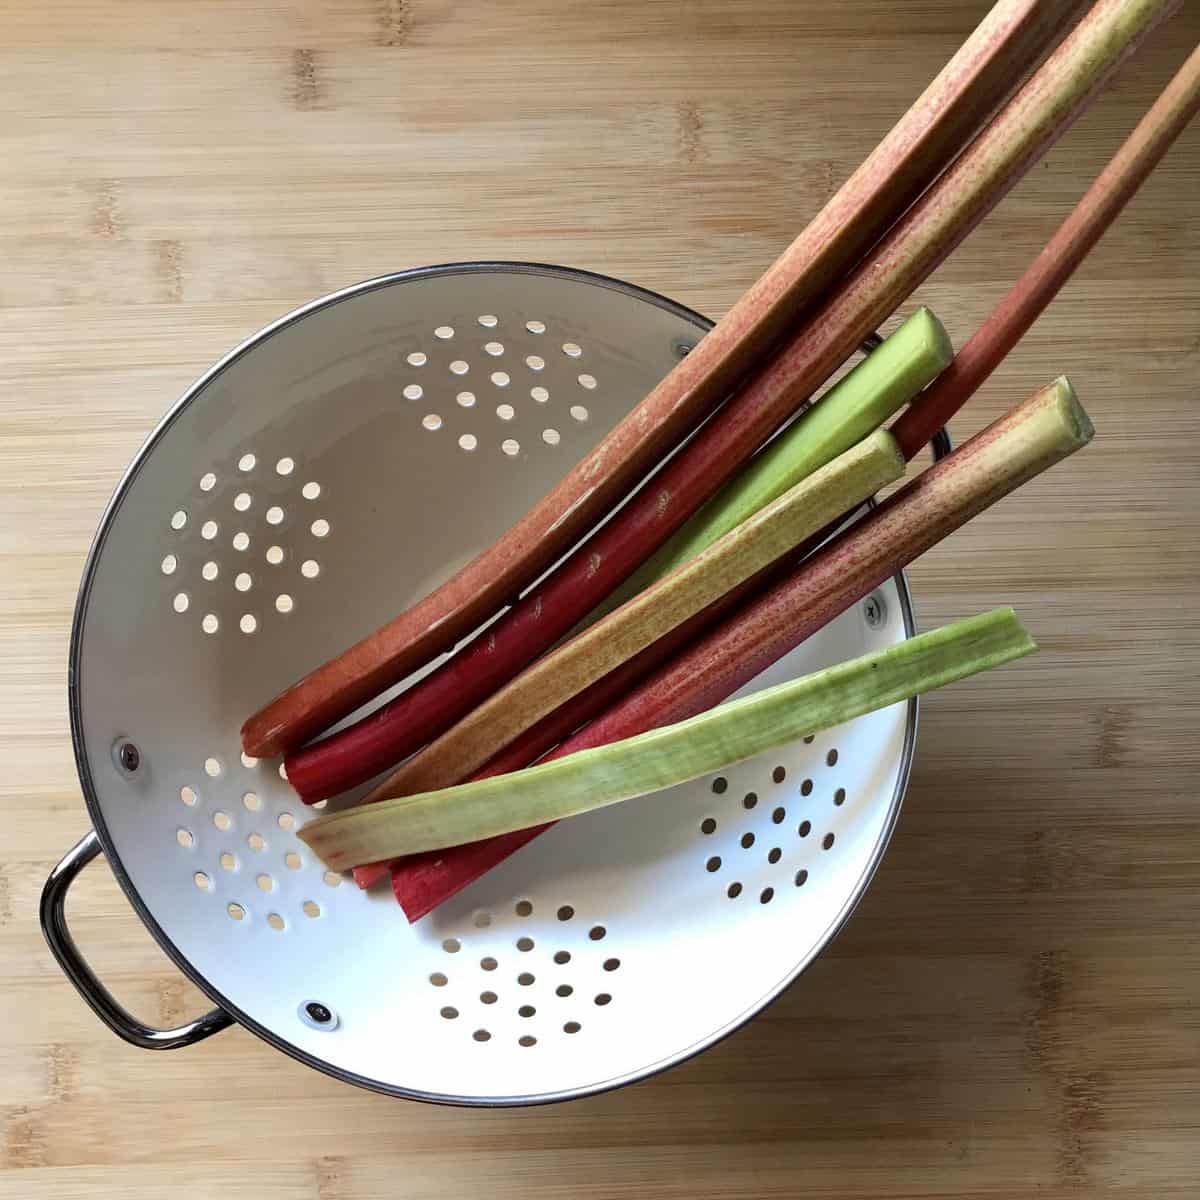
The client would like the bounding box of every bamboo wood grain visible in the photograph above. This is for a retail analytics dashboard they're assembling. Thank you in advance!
[0,2,1197,1198]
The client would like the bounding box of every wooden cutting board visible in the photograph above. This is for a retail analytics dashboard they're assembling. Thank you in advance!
[1,2,1197,1197]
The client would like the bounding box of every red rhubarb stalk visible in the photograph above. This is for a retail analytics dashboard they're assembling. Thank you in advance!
[243,0,1082,759]
[892,42,1200,460]
[392,377,1093,920]
[284,0,1170,804]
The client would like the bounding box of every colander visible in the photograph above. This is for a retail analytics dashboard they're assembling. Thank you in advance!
[40,262,939,1105]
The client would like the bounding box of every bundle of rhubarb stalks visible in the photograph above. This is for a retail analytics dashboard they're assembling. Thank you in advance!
[253,0,1198,919]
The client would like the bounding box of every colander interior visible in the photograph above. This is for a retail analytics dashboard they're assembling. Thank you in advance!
[70,264,914,1102]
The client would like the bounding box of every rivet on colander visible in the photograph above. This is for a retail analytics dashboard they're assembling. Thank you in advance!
[113,740,140,774]
[299,1000,339,1031]
[672,339,696,359]
[862,591,888,629]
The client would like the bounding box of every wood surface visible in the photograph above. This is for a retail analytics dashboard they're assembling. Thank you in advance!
[1,2,1198,1197]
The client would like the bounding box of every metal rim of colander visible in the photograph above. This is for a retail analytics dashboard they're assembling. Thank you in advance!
[63,261,918,1105]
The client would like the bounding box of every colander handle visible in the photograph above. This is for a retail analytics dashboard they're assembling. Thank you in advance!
[40,829,234,1050]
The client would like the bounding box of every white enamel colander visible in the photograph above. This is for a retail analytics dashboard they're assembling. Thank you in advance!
[41,263,933,1105]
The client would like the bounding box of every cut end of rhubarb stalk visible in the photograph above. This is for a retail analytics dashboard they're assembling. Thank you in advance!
[1046,375,1094,448]
[865,427,907,480]
[908,305,956,376]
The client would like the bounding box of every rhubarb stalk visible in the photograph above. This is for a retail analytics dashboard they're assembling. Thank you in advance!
[353,307,951,885]
[302,610,1036,869]
[892,41,1200,459]
[243,0,1086,759]
[592,306,952,620]
[367,431,905,799]
[390,378,1093,919]
[351,596,740,888]
[282,0,1170,804]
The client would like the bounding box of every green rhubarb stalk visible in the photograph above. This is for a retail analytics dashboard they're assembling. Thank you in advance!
[301,608,1035,869]
[632,307,953,591]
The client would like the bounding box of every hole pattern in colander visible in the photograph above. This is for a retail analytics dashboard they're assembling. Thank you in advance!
[402,316,600,458]
[697,743,846,902]
[427,900,620,1047]
[175,746,343,930]
[164,456,326,635]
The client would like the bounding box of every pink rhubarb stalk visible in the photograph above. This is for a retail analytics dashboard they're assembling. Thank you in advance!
[390,378,1094,920]
[285,0,1168,803]
[243,0,1082,759]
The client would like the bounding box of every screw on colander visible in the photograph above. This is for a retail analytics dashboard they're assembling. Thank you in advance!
[298,1000,339,1031]
[862,591,888,629]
